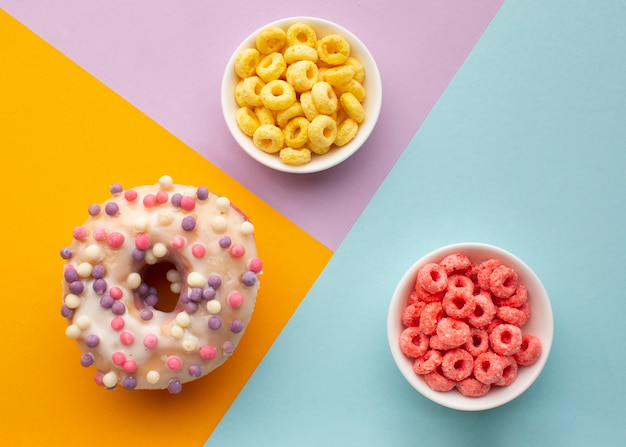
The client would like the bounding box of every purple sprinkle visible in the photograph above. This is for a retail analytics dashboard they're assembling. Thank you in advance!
[60,247,73,259]
[132,248,146,261]
[230,319,244,334]
[208,316,222,330]
[218,236,231,249]
[122,376,137,390]
[140,309,154,321]
[196,186,209,201]
[69,280,84,295]
[184,301,199,314]
[93,278,107,295]
[136,282,149,297]
[92,265,105,279]
[208,275,222,289]
[144,294,158,307]
[105,202,119,216]
[202,287,216,300]
[171,193,183,207]
[168,380,183,394]
[100,294,114,309]
[64,268,79,283]
[111,301,126,315]
[181,216,196,232]
[188,364,202,377]
[60,305,73,318]
[189,288,203,302]
[80,353,94,367]
[88,203,101,216]
[241,271,257,287]
[109,183,123,195]
[222,340,235,354]
[85,334,100,348]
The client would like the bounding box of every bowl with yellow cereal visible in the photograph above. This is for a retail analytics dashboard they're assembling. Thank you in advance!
[222,17,382,173]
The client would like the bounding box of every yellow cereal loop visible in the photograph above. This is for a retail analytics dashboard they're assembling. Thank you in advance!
[260,79,296,111]
[335,118,358,146]
[236,107,261,136]
[345,56,365,84]
[308,140,331,155]
[235,80,247,107]
[241,76,265,107]
[311,81,338,115]
[339,92,365,124]
[284,44,319,64]
[256,26,287,54]
[276,101,304,128]
[334,78,366,102]
[316,34,350,65]
[321,64,356,86]
[234,48,260,78]
[283,117,310,149]
[286,22,317,47]
[299,91,319,121]
[253,124,285,153]
[279,147,312,165]
[256,52,287,82]
[308,114,337,148]
[254,106,275,126]
[286,60,319,93]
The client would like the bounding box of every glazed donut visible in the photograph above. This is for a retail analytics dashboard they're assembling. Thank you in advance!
[59,176,262,393]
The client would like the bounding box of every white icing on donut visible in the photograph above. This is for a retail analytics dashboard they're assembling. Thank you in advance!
[60,178,262,393]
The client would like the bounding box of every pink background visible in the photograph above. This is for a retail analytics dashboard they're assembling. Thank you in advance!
[2,0,503,249]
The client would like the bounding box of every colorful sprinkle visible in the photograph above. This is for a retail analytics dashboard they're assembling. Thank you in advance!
[227,291,244,308]
[93,278,107,294]
[181,216,196,232]
[135,234,151,250]
[105,202,119,216]
[73,226,87,241]
[180,196,196,211]
[199,345,217,361]
[188,364,202,377]
[77,262,93,278]
[85,244,103,262]
[211,216,227,233]
[60,247,73,259]
[143,193,157,208]
[65,324,81,339]
[69,281,84,295]
[110,316,125,331]
[191,243,206,258]
[230,319,244,333]
[249,258,263,273]
[120,331,135,346]
[99,294,114,309]
[187,272,206,288]
[122,375,137,390]
[219,235,231,248]
[159,175,174,189]
[80,353,94,367]
[175,312,192,328]
[140,309,154,321]
[64,267,78,283]
[216,197,230,213]
[222,340,235,354]
[93,228,107,241]
[168,380,182,394]
[167,356,182,371]
[156,190,169,204]
[64,294,81,309]
[242,271,257,287]
[152,242,168,258]
[196,186,209,200]
[110,286,123,300]
[171,193,183,207]
[85,334,100,348]
[206,300,221,314]
[143,333,158,349]
[112,351,126,366]
[109,184,123,195]
[124,189,138,201]
[75,315,91,330]
[240,221,254,235]
[88,204,101,216]
[92,264,105,279]
[230,244,245,258]
[208,316,222,330]
[123,360,137,374]
[111,301,126,315]
[107,231,125,249]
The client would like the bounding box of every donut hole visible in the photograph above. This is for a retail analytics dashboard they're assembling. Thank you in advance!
[141,261,180,313]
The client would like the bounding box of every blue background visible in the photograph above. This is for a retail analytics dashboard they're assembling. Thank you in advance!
[209,1,626,445]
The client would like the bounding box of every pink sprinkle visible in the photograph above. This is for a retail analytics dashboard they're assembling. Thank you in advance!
[170,235,186,250]
[167,356,182,371]
[120,331,134,346]
[230,244,245,258]
[94,371,104,386]
[249,258,263,273]
[107,232,125,249]
[191,243,206,258]
[143,193,157,207]
[124,190,138,201]
[111,316,125,331]
[143,333,158,349]
[73,226,87,241]
[123,360,137,374]
[180,196,196,211]
[112,351,126,366]
[93,228,107,241]
[135,234,151,250]
[110,286,123,300]
[156,190,169,204]
[227,291,244,308]
[199,345,217,361]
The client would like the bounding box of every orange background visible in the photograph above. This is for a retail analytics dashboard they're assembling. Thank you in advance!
[0,10,332,445]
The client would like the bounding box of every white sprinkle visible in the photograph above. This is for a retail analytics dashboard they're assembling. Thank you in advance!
[102,371,119,388]
[240,221,254,235]
[64,294,81,309]
[152,242,167,258]
[175,312,191,328]
[157,211,174,226]
[187,271,206,288]
[171,325,184,339]
[182,338,197,352]
[65,324,81,339]
[133,217,147,233]
[144,250,157,265]
[166,269,180,283]
[216,196,230,213]
[126,272,142,290]
[206,300,221,314]
[170,282,181,293]
[84,244,103,262]
[158,175,174,190]
[75,315,91,330]
[146,370,160,384]
[77,262,93,278]
[211,215,227,233]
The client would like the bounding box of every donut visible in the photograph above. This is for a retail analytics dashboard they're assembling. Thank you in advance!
[59,176,263,393]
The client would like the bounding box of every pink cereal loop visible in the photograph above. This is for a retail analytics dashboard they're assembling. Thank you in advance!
[513,334,543,366]
[489,323,523,356]
[496,305,529,326]
[419,302,444,335]
[464,328,490,357]
[442,289,476,319]
[423,367,456,392]
[476,259,501,291]
[412,350,443,375]
[457,378,491,397]
[494,355,518,386]
[436,317,471,349]
[441,348,474,381]
[399,327,429,358]
[401,302,426,328]
[466,291,497,328]
[417,263,448,294]
[439,253,471,274]
[489,265,519,298]
[473,351,505,385]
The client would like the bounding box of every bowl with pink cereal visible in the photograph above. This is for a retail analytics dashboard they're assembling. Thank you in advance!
[221,17,382,173]
[387,243,554,411]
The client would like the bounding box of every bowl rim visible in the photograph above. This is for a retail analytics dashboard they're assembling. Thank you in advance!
[387,242,554,411]
[221,16,382,174]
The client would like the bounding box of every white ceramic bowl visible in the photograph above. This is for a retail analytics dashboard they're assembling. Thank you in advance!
[387,243,554,411]
[221,17,382,174]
